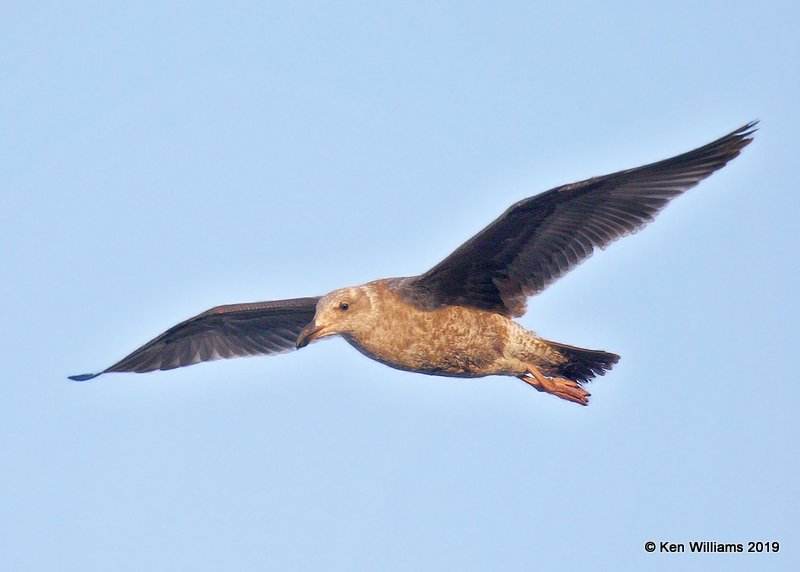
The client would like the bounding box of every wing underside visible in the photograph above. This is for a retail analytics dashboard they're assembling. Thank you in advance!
[69,297,320,380]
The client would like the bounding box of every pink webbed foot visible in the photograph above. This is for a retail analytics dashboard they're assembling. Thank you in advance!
[519,365,591,406]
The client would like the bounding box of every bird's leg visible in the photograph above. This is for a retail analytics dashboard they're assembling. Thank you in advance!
[519,364,591,406]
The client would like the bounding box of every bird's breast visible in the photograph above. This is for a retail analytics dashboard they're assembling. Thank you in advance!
[344,299,510,378]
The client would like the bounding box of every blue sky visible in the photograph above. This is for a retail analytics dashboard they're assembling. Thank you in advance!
[2,2,798,571]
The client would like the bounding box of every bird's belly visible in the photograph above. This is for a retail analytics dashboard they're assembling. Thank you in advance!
[343,307,509,378]
[345,335,496,377]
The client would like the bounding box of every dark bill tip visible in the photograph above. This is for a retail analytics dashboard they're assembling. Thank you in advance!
[296,324,323,349]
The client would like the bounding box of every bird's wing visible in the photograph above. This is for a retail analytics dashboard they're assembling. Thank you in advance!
[405,122,756,317]
[69,297,320,380]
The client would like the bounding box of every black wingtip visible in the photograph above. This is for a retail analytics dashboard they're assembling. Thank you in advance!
[735,120,759,139]
[745,119,758,130]
[712,121,757,159]
[68,372,102,382]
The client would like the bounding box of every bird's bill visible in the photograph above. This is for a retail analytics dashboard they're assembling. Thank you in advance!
[296,322,335,348]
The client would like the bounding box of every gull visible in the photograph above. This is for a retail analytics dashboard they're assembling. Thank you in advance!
[70,122,756,405]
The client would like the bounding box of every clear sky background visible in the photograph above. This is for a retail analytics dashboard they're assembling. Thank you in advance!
[2,2,798,571]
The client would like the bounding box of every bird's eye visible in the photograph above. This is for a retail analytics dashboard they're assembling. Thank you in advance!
[339,302,349,311]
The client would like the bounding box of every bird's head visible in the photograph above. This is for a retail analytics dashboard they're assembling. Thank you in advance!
[296,286,374,349]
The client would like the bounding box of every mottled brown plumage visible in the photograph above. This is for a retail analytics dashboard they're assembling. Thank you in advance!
[70,123,756,405]
[295,278,616,405]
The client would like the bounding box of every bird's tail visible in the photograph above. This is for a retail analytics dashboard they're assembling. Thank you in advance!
[546,340,620,384]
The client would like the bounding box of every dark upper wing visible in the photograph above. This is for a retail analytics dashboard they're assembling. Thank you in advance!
[69,297,320,380]
[406,122,756,317]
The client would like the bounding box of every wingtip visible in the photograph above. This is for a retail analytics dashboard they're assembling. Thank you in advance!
[736,120,759,139]
[715,120,757,157]
[68,372,102,382]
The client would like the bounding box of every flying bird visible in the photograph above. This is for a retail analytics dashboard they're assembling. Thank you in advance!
[70,123,756,405]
